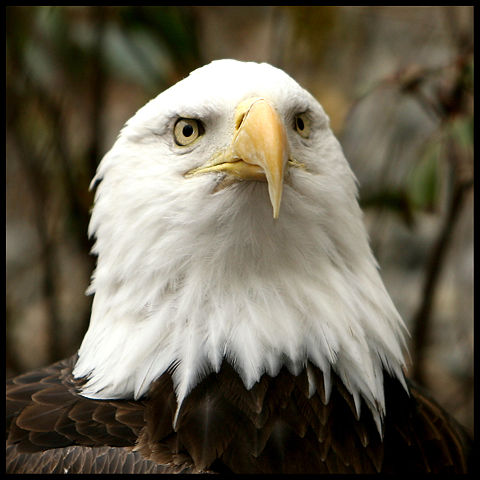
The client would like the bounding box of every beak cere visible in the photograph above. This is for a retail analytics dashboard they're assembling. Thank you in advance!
[232,98,288,219]
[186,98,288,219]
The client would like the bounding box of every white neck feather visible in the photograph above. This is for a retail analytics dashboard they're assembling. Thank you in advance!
[73,143,408,430]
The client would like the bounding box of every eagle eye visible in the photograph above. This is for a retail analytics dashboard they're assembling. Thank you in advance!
[294,113,310,138]
[174,118,204,146]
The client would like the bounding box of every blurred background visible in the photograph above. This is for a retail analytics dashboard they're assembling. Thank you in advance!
[6,6,473,434]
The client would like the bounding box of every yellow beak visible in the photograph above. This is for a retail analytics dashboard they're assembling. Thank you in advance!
[186,98,288,219]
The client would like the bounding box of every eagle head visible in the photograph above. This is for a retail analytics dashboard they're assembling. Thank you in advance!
[73,59,407,429]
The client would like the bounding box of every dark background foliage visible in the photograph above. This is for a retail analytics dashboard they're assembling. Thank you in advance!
[6,6,473,434]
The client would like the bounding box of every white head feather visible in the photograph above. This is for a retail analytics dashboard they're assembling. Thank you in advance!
[73,59,408,428]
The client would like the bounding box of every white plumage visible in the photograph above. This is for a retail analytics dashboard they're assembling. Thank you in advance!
[73,59,408,431]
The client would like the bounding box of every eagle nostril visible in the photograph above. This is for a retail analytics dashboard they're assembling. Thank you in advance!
[236,112,246,131]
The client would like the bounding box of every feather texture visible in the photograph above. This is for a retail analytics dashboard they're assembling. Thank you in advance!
[7,356,470,473]
[72,61,407,429]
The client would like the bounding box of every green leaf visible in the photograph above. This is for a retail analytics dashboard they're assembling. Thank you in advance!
[406,141,441,212]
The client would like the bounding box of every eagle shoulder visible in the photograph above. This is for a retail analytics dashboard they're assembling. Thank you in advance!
[6,357,471,473]
[6,356,196,473]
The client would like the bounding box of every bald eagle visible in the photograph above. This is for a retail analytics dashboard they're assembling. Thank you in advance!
[6,60,471,474]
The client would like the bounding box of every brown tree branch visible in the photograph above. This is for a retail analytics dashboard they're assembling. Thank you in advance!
[411,139,472,385]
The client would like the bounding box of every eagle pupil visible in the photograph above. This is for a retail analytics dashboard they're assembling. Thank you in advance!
[183,124,194,137]
[296,117,304,131]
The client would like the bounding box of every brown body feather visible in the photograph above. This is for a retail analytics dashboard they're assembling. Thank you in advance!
[6,356,471,473]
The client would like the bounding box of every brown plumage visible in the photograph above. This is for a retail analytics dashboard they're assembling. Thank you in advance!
[6,355,471,473]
